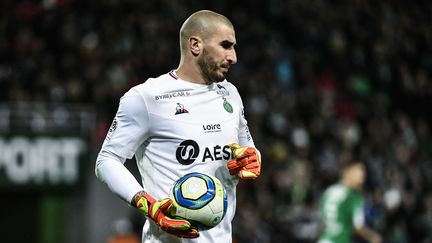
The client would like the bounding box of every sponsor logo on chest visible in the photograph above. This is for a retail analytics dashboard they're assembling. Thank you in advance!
[155,91,191,101]
[176,139,232,165]
[216,84,230,96]
[202,123,222,133]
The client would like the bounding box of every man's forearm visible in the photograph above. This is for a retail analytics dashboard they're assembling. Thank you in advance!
[95,150,143,203]
[355,227,382,243]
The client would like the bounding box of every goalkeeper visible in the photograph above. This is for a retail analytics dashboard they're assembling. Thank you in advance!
[95,10,261,243]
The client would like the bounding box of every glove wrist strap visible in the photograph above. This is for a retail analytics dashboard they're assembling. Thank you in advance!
[132,190,152,215]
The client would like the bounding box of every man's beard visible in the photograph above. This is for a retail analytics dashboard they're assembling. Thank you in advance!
[197,48,227,84]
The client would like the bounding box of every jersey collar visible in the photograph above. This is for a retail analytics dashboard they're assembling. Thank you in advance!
[168,70,178,80]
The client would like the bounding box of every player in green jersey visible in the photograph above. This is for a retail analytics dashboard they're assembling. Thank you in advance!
[318,161,382,243]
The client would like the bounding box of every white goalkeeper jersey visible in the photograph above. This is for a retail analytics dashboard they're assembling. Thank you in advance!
[100,70,256,243]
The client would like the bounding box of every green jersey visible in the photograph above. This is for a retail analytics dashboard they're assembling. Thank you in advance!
[318,183,365,243]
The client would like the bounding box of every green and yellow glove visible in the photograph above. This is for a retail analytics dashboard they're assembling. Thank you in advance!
[227,143,261,179]
[132,191,199,238]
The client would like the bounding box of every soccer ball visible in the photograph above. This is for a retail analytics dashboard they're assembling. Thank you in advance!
[170,172,227,230]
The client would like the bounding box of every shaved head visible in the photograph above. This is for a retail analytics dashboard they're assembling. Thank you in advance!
[176,10,237,84]
[180,10,234,53]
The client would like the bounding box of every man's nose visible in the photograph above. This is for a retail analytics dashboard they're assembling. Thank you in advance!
[227,50,237,65]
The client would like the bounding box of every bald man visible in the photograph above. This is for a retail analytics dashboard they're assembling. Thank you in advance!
[95,10,261,243]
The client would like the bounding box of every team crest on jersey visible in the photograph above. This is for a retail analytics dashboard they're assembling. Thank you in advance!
[223,98,233,113]
[175,103,189,115]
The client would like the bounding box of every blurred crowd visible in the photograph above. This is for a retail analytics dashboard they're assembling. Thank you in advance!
[1,0,431,242]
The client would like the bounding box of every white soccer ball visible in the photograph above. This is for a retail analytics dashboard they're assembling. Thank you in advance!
[170,172,227,230]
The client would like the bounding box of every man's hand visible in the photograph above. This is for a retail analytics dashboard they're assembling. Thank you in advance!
[132,191,199,238]
[227,143,261,179]
[355,226,382,243]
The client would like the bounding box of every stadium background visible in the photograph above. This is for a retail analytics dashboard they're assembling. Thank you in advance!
[0,0,431,242]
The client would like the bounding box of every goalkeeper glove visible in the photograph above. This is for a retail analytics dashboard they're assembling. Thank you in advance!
[132,191,199,238]
[227,143,261,179]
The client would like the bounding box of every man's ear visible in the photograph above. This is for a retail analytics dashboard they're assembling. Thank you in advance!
[189,36,201,56]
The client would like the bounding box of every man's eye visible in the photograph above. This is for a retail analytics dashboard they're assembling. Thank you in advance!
[221,42,234,49]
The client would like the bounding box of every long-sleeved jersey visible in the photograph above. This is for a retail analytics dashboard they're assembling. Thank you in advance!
[319,183,365,243]
[96,70,256,243]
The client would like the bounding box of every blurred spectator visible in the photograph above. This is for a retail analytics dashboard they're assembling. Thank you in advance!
[108,218,140,243]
